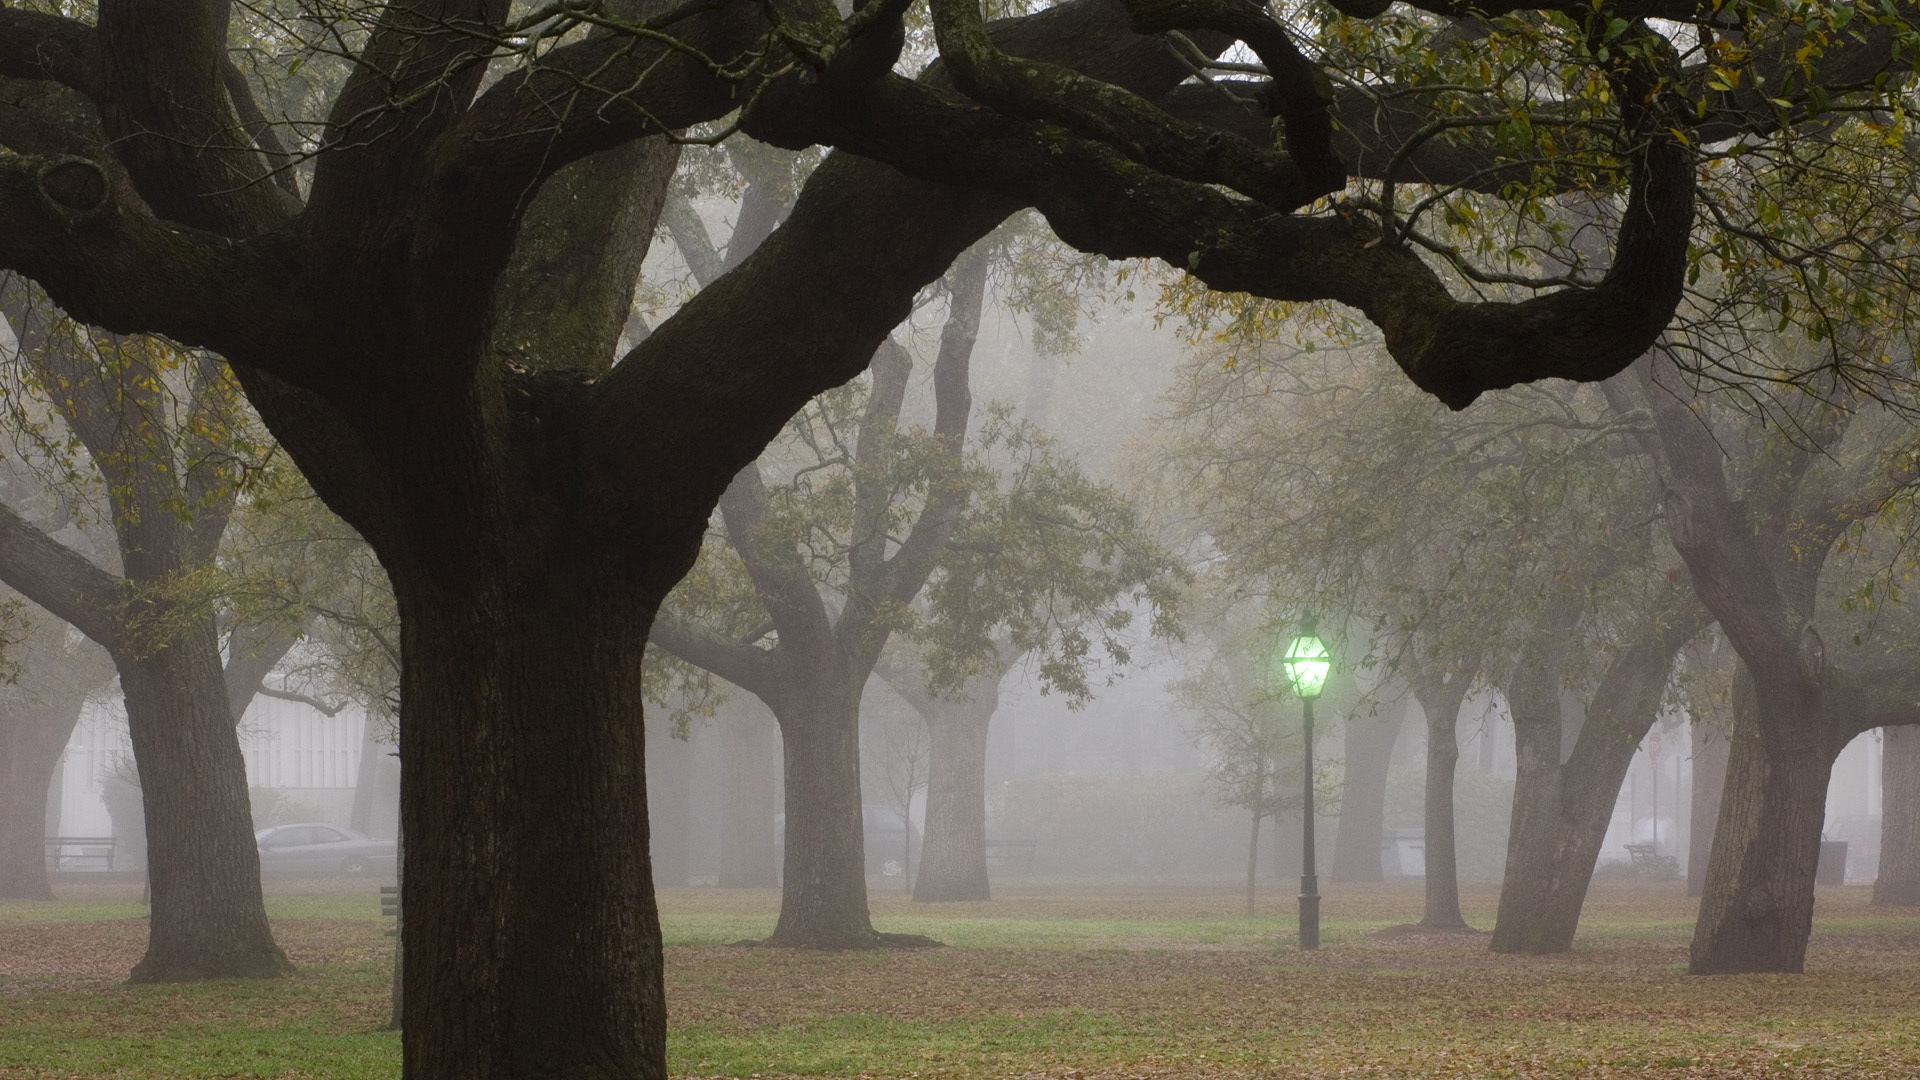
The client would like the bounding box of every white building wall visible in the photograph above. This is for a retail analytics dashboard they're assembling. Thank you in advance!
[49,691,367,838]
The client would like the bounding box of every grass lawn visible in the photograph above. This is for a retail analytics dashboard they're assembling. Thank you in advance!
[3,875,1917,1078]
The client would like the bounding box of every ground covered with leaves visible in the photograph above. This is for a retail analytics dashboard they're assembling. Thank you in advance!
[2,876,1916,1078]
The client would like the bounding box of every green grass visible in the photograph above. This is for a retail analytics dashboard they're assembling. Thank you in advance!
[4,876,1919,1078]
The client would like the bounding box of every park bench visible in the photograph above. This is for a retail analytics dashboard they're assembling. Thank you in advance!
[985,840,1039,875]
[1624,843,1678,877]
[381,885,401,937]
[44,836,116,871]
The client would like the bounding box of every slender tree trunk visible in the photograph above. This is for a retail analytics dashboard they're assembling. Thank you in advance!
[349,714,387,835]
[0,693,87,900]
[1421,705,1467,928]
[397,567,665,1078]
[1332,700,1405,883]
[1689,676,1835,975]
[767,680,885,947]
[120,625,290,981]
[1689,719,1730,898]
[720,703,780,888]
[914,696,994,902]
[1491,609,1693,954]
[1245,761,1265,915]
[1873,724,1920,906]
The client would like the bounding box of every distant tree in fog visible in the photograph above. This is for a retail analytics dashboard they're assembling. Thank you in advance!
[0,305,294,980]
[1173,642,1301,917]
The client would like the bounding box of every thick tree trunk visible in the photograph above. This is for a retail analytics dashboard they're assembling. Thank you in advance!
[1688,719,1730,898]
[120,626,290,981]
[1689,682,1835,975]
[0,694,87,900]
[1332,700,1406,883]
[720,703,780,888]
[1492,672,1566,950]
[398,571,665,1079]
[913,696,994,902]
[1873,724,1920,906]
[767,681,887,946]
[1421,707,1467,928]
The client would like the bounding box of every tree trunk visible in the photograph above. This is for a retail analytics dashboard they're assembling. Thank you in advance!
[120,626,290,981]
[397,569,666,1078]
[1491,607,1694,954]
[1421,705,1467,928]
[0,693,87,900]
[646,717,692,889]
[1873,724,1920,906]
[767,680,885,946]
[1688,677,1835,975]
[1332,699,1406,883]
[1491,668,1566,949]
[914,696,995,902]
[349,714,390,835]
[1245,764,1264,916]
[720,702,780,888]
[1688,718,1730,898]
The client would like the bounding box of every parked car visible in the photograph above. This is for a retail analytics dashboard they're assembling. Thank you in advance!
[773,804,921,880]
[255,823,397,875]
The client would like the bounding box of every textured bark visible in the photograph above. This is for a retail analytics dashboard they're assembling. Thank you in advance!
[1412,663,1478,929]
[1688,718,1730,898]
[719,702,780,889]
[766,680,883,946]
[396,562,666,1077]
[915,693,996,902]
[1617,355,1920,974]
[1873,725,1920,906]
[122,626,288,980]
[1331,698,1407,883]
[0,669,93,899]
[1689,668,1835,974]
[1490,599,1699,954]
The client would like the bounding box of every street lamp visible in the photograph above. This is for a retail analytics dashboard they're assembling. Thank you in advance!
[1279,622,1330,951]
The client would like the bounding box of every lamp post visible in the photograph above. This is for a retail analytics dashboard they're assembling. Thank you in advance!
[1280,622,1331,951]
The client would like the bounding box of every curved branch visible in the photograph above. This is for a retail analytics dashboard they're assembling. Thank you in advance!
[0,502,124,649]
[0,152,306,385]
[648,613,780,695]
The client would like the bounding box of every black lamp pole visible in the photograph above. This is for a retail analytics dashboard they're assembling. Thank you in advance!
[1299,693,1320,951]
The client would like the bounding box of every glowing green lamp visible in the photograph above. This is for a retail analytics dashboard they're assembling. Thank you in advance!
[1281,629,1331,701]
[1280,619,1330,950]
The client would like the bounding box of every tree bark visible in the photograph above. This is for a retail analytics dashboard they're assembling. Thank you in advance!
[121,623,289,980]
[1688,668,1836,974]
[1412,662,1478,929]
[396,565,667,1077]
[1245,760,1265,915]
[1688,716,1731,898]
[1873,725,1920,905]
[719,701,780,889]
[914,692,995,902]
[766,678,887,946]
[1332,698,1406,883]
[0,683,89,899]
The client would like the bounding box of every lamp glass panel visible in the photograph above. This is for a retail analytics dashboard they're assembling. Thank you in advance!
[1283,634,1331,699]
